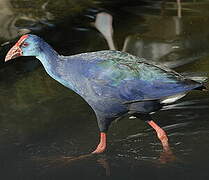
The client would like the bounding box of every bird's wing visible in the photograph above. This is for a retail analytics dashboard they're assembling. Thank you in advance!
[66,50,203,101]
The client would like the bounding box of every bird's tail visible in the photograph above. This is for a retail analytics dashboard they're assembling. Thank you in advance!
[181,72,208,83]
[181,72,208,91]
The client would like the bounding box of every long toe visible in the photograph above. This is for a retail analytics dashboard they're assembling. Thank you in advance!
[92,145,106,154]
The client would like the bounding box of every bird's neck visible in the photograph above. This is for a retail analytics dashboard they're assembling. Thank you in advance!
[36,42,59,76]
[35,41,77,92]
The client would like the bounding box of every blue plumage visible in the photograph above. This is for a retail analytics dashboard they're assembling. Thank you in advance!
[15,35,204,131]
[5,34,206,154]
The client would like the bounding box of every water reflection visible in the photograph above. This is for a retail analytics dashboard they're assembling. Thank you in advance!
[0,0,209,179]
[0,0,22,40]
[177,0,182,18]
[92,1,209,69]
[30,153,111,176]
[0,0,55,42]
[93,12,116,50]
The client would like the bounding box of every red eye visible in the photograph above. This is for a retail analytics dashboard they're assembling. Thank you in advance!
[22,42,29,47]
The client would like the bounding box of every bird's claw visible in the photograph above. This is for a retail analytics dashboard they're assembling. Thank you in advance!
[92,144,106,154]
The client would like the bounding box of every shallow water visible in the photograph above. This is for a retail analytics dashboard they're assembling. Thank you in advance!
[0,0,209,179]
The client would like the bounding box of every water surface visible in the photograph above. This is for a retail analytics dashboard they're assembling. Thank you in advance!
[0,0,209,179]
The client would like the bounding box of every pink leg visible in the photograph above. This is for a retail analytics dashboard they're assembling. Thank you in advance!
[148,120,176,163]
[92,132,107,154]
[148,120,169,151]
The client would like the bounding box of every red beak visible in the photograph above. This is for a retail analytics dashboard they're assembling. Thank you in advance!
[5,45,23,62]
[5,34,28,62]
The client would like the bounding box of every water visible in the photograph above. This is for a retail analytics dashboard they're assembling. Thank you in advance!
[0,0,209,179]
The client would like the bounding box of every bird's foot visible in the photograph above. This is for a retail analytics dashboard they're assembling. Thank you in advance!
[92,132,107,154]
[92,144,106,154]
[147,120,171,152]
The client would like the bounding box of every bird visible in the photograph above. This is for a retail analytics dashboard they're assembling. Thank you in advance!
[5,34,206,154]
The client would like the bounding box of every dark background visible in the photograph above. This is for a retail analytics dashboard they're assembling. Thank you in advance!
[0,0,209,179]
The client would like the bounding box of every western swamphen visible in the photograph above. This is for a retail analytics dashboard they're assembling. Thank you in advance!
[5,34,206,154]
